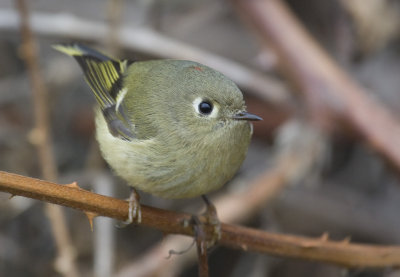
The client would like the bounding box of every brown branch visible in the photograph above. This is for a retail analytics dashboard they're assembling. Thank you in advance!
[105,0,124,56]
[1,170,400,268]
[0,171,191,234]
[231,0,400,171]
[15,0,56,181]
[14,1,79,276]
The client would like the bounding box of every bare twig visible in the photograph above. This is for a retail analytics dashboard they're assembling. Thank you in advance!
[231,0,400,172]
[339,0,400,54]
[0,9,291,106]
[91,2,124,276]
[15,0,56,181]
[105,0,124,56]
[93,174,115,277]
[14,1,79,276]
[1,170,400,268]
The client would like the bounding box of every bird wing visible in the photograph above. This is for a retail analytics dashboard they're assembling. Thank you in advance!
[53,44,135,141]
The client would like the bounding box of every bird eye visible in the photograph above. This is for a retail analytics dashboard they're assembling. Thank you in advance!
[198,101,213,115]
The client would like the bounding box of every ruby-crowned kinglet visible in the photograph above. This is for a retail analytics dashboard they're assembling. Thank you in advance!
[54,44,261,199]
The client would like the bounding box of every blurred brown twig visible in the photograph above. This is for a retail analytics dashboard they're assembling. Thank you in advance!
[231,0,400,172]
[0,9,292,106]
[14,1,79,276]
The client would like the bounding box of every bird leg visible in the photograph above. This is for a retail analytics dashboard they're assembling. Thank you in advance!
[169,195,221,261]
[200,195,221,247]
[116,187,141,227]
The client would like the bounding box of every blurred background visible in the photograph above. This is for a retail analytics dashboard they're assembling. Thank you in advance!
[1,0,400,276]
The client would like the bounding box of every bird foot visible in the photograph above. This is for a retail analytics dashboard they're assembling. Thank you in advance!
[185,195,221,249]
[200,195,221,247]
[116,188,141,228]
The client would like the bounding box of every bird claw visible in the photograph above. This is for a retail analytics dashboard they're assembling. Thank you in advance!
[187,195,221,249]
[116,188,141,228]
[201,195,221,247]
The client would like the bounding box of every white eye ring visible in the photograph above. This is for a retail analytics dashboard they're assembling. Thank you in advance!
[192,97,219,118]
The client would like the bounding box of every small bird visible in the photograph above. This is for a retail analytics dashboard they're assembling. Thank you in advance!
[54,44,261,225]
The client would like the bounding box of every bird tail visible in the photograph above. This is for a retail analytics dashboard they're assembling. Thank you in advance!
[53,43,135,140]
[53,44,129,106]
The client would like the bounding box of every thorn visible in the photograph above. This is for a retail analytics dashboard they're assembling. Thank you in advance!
[8,194,16,200]
[300,233,331,248]
[66,181,80,189]
[320,232,329,241]
[341,236,351,244]
[85,211,98,231]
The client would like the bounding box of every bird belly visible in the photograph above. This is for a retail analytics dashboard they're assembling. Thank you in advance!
[95,113,251,199]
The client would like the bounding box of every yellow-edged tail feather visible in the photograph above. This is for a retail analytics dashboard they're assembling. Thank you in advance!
[53,44,135,140]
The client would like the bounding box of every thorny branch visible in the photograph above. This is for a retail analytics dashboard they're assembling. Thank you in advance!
[5,1,400,274]
[1,170,400,268]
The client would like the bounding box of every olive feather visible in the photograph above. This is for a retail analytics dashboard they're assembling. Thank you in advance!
[54,44,261,199]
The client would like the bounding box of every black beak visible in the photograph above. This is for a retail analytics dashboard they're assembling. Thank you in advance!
[232,111,263,121]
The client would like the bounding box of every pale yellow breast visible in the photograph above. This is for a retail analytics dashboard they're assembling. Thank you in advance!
[95,109,252,199]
